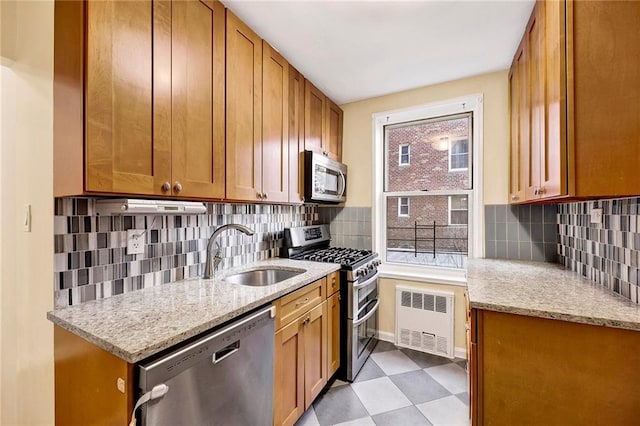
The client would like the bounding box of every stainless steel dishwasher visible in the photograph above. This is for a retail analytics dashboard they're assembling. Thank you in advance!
[136,305,275,426]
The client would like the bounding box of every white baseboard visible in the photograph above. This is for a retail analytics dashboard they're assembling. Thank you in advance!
[378,330,395,343]
[377,331,467,359]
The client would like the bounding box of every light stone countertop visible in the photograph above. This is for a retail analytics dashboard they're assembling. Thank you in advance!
[466,259,640,331]
[47,259,340,363]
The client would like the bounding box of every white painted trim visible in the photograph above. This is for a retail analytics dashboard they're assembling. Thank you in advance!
[372,94,485,268]
[378,330,395,343]
[454,346,467,360]
[379,263,467,287]
[377,330,467,360]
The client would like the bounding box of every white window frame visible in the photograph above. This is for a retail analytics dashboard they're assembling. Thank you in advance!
[372,94,484,285]
[449,138,469,172]
[397,197,410,217]
[398,144,410,165]
[448,195,469,226]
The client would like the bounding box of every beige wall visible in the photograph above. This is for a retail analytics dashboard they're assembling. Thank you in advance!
[341,71,509,353]
[1,1,55,424]
[378,278,468,351]
[341,70,509,207]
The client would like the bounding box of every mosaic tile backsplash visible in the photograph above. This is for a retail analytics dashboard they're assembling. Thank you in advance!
[558,197,640,303]
[484,204,559,262]
[54,198,317,307]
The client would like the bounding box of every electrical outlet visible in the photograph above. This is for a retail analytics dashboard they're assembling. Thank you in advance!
[590,208,603,224]
[127,229,145,255]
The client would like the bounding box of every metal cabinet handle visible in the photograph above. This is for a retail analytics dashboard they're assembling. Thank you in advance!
[539,186,546,195]
[174,182,183,193]
[161,182,171,192]
[263,192,268,199]
[511,195,519,201]
[301,316,311,326]
[295,297,309,307]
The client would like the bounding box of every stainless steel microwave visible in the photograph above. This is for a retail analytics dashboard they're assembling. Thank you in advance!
[304,151,347,204]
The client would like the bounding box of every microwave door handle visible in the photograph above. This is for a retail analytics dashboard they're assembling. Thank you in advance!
[338,170,346,198]
[353,299,380,326]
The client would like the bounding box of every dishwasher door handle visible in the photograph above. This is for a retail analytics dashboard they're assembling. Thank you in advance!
[212,341,240,364]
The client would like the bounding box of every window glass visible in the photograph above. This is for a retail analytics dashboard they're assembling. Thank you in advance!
[380,111,473,270]
[385,113,471,192]
[449,195,469,225]
[385,195,468,269]
[399,145,410,165]
[449,139,469,171]
[397,197,410,216]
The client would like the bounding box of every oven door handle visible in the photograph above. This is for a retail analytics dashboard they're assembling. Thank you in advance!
[353,273,378,290]
[353,299,380,327]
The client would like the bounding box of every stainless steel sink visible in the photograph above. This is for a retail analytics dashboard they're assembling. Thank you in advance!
[224,268,305,286]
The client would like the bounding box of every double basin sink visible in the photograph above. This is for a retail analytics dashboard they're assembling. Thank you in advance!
[223,267,305,287]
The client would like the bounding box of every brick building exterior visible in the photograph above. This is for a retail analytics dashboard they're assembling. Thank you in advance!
[385,115,470,255]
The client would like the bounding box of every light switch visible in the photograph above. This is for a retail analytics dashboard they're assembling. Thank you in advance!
[23,204,31,232]
[590,208,603,224]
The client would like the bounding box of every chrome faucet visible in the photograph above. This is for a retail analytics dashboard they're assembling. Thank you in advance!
[203,224,255,279]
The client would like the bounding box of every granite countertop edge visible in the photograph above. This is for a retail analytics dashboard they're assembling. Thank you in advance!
[466,259,640,332]
[48,259,341,363]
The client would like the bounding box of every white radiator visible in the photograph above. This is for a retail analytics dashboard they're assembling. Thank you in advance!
[395,286,454,358]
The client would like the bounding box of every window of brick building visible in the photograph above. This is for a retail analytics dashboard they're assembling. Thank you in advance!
[398,197,410,217]
[373,95,483,279]
[449,138,469,171]
[399,145,410,165]
[448,195,468,225]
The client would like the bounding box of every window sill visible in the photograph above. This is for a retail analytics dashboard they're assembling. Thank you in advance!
[378,263,467,287]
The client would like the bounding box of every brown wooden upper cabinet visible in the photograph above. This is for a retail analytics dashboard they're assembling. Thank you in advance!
[304,80,343,162]
[54,0,226,199]
[508,0,640,203]
[288,66,305,204]
[225,11,289,203]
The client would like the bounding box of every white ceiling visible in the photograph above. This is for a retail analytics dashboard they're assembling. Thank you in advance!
[222,0,535,105]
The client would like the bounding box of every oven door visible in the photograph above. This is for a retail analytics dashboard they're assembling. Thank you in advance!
[346,281,379,381]
[347,272,378,319]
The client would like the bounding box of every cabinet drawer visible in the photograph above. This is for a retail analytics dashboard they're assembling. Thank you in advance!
[326,271,340,296]
[274,278,326,330]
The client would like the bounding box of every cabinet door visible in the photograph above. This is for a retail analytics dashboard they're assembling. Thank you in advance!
[508,46,527,204]
[288,66,305,204]
[226,10,262,201]
[303,301,328,407]
[540,0,566,198]
[274,317,305,426]
[526,2,545,200]
[325,99,343,161]
[85,0,170,196]
[262,42,289,203]
[327,291,341,377]
[304,80,326,154]
[171,0,225,199]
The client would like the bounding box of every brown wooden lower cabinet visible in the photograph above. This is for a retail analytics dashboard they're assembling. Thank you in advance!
[470,309,640,425]
[327,290,341,377]
[54,326,134,426]
[274,300,328,426]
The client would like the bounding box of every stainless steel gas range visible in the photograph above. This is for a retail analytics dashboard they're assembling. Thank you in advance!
[283,225,380,382]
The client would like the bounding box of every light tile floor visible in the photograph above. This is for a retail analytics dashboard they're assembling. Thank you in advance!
[296,340,470,426]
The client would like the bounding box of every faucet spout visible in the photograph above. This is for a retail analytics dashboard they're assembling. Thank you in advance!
[204,224,255,279]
